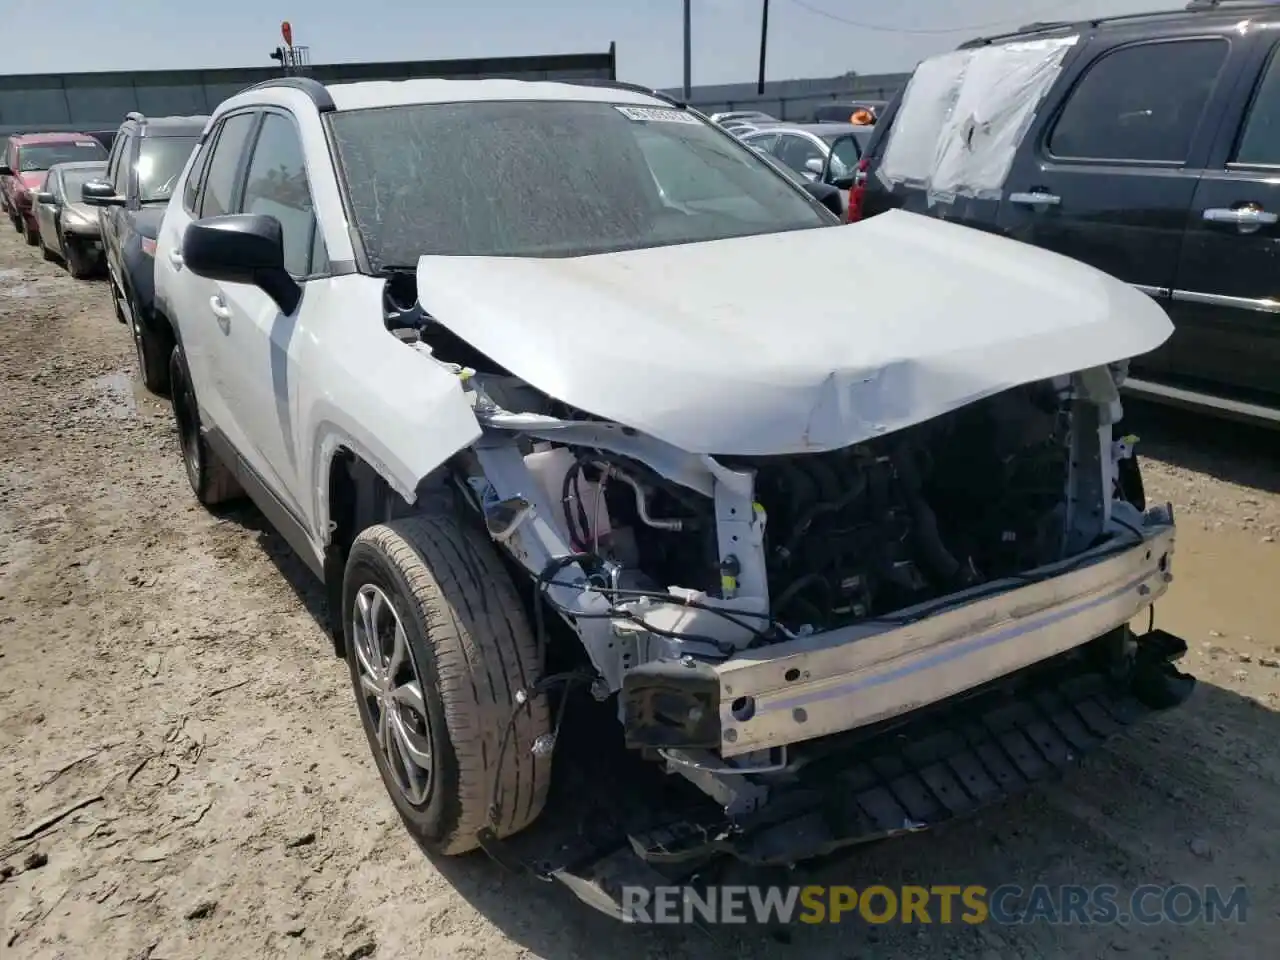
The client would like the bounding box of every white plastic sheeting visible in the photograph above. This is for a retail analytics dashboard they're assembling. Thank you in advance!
[878,36,1078,205]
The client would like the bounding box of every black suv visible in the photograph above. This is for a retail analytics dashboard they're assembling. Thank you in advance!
[82,112,208,394]
[858,0,1280,425]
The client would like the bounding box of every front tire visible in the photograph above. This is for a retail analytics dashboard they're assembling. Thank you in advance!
[343,516,551,855]
[63,235,92,280]
[168,342,241,507]
[22,217,38,246]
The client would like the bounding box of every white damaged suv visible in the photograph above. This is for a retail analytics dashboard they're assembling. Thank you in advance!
[153,75,1193,913]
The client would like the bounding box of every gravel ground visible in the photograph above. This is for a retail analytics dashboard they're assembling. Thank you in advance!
[1,222,1279,960]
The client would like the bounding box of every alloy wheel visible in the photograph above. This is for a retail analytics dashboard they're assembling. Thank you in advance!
[351,584,435,806]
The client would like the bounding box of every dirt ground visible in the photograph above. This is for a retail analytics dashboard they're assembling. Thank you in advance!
[1,223,1278,960]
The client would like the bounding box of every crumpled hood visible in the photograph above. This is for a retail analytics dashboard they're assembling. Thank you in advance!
[416,210,1173,456]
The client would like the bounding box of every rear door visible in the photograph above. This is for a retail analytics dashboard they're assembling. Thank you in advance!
[102,132,135,293]
[161,110,259,445]
[1167,30,1280,401]
[34,169,60,250]
[996,31,1243,295]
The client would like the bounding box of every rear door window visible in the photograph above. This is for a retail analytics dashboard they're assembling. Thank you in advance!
[198,112,257,219]
[111,135,133,196]
[1232,41,1280,166]
[183,132,216,214]
[1048,39,1230,163]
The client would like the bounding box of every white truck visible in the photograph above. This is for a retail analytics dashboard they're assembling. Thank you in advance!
[151,75,1193,915]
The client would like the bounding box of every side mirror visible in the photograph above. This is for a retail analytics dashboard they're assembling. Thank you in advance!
[81,179,124,207]
[35,191,56,205]
[182,214,301,315]
[804,157,825,177]
[0,164,12,177]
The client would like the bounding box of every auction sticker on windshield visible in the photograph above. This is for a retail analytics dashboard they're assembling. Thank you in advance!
[614,105,700,124]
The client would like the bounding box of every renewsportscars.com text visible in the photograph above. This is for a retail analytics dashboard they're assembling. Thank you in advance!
[621,884,1250,926]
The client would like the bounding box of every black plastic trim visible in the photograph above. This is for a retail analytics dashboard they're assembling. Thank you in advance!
[203,426,324,578]
[243,76,337,113]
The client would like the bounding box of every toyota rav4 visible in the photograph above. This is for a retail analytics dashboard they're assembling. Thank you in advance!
[152,75,1194,916]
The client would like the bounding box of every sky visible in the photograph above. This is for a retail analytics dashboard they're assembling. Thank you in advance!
[5,0,1184,87]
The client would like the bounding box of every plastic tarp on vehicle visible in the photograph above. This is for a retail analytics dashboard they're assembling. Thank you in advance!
[878,36,1078,205]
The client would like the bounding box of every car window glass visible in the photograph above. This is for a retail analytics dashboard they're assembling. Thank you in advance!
[183,132,216,213]
[112,136,132,194]
[632,124,772,212]
[777,134,825,173]
[239,112,324,277]
[105,135,123,183]
[48,173,62,200]
[137,136,198,204]
[828,135,861,177]
[1049,39,1229,163]
[1233,43,1280,165]
[199,112,257,219]
[742,132,777,154]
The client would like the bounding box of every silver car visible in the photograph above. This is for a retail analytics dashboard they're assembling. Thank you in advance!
[32,160,107,278]
[738,122,874,216]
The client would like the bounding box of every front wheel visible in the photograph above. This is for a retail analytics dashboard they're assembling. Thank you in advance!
[63,235,93,280]
[168,342,241,507]
[21,218,38,246]
[343,516,552,855]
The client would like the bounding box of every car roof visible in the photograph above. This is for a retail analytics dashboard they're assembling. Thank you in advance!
[11,132,97,144]
[961,1,1280,48]
[122,115,210,135]
[321,78,668,112]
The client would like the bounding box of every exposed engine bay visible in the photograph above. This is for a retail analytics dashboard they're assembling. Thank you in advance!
[384,277,1166,818]
[519,380,1077,636]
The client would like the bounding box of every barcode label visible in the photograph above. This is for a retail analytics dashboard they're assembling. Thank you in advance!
[614,105,699,125]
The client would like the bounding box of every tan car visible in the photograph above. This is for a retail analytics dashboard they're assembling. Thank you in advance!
[32,160,107,278]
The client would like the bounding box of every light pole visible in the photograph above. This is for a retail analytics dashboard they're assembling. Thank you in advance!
[757,0,769,95]
[683,0,692,99]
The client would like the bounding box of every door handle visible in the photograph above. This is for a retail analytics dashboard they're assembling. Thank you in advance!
[167,248,184,268]
[209,295,232,321]
[1203,206,1277,234]
[1009,190,1061,208]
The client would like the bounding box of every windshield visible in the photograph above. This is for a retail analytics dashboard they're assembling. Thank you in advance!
[137,136,198,203]
[18,140,107,172]
[62,167,105,199]
[328,100,828,268]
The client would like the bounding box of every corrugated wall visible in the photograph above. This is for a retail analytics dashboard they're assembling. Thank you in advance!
[0,49,618,136]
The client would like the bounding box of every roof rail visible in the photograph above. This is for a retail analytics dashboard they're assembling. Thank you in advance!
[242,76,336,112]
[1186,0,1280,8]
[563,78,686,108]
[966,0,1280,47]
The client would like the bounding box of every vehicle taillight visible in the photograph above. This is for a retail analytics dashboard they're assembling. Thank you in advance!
[847,158,869,223]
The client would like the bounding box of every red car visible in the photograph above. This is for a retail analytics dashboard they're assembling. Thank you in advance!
[1,133,109,245]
